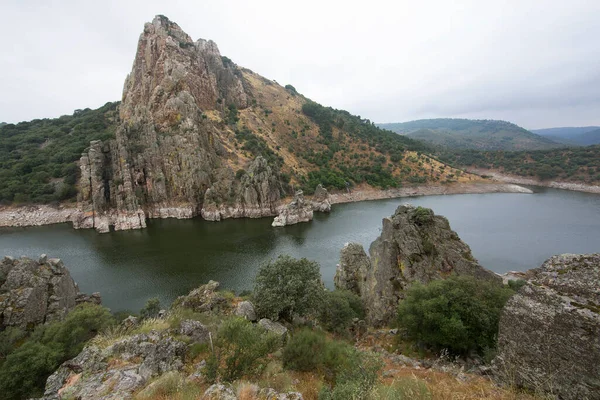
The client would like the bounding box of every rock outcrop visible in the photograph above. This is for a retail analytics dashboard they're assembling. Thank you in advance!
[40,330,186,400]
[334,204,500,325]
[311,184,331,212]
[272,190,313,227]
[0,255,100,329]
[494,254,600,399]
[75,16,284,232]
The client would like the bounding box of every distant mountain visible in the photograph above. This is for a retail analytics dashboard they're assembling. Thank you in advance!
[532,126,600,146]
[379,118,563,151]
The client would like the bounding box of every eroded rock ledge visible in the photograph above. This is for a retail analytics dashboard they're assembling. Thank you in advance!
[494,253,600,399]
[334,204,500,326]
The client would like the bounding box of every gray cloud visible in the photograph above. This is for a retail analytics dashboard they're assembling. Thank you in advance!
[1,0,599,129]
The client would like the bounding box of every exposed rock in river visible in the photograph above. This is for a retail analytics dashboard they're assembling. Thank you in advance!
[0,255,100,329]
[311,184,331,212]
[334,204,500,326]
[272,190,313,227]
[494,253,600,399]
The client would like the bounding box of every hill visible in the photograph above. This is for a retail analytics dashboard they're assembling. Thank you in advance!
[0,16,480,226]
[438,145,600,184]
[532,126,600,146]
[379,118,562,151]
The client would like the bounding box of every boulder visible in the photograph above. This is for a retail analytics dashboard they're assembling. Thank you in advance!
[272,190,313,227]
[334,204,500,325]
[40,330,186,400]
[179,319,210,343]
[203,383,237,400]
[258,318,288,341]
[0,255,100,330]
[311,184,331,213]
[494,253,600,399]
[173,280,228,313]
[234,300,257,321]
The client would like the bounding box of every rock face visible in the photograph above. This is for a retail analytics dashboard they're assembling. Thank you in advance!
[75,16,283,232]
[272,190,313,227]
[334,204,500,325]
[311,184,331,212]
[0,255,100,329]
[494,254,600,399]
[40,330,186,400]
[173,280,229,313]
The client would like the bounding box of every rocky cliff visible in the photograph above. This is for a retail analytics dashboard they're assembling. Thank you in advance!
[0,255,100,329]
[75,16,283,232]
[494,253,600,399]
[334,204,500,325]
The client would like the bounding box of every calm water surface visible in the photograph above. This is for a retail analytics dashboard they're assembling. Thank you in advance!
[1,187,599,312]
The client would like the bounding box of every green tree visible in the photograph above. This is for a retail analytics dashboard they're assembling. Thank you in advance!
[253,255,325,322]
[397,275,514,356]
[140,297,161,320]
[318,290,364,334]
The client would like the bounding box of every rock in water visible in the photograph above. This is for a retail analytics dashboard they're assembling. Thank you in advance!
[272,190,313,227]
[334,204,500,325]
[311,184,331,212]
[494,253,600,399]
[0,255,101,329]
[74,16,283,232]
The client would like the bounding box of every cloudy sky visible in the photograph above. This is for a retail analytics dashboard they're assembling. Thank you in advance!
[2,0,599,129]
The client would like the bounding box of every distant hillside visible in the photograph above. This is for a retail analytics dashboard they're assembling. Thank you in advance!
[379,118,563,151]
[438,145,600,184]
[532,126,600,146]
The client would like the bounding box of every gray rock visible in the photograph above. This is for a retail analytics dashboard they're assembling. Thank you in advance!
[258,318,288,341]
[0,255,100,329]
[41,330,186,400]
[335,204,500,325]
[173,280,228,313]
[121,315,139,329]
[203,383,237,400]
[311,184,331,213]
[234,300,257,321]
[259,388,304,400]
[494,253,600,400]
[272,190,313,227]
[179,319,210,343]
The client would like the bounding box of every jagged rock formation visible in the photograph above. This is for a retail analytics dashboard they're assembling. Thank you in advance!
[75,16,283,232]
[0,255,100,329]
[272,190,313,227]
[334,204,500,325]
[494,254,600,399]
[311,184,331,212]
[40,331,187,400]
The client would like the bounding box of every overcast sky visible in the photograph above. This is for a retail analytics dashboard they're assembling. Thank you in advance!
[1,0,599,129]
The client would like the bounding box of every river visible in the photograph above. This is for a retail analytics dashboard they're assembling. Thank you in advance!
[1,187,599,312]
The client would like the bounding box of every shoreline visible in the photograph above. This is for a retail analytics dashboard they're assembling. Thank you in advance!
[466,169,600,194]
[0,182,533,230]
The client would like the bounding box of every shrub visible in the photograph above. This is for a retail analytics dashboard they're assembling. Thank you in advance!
[253,255,324,322]
[283,329,327,371]
[206,317,279,382]
[318,290,364,334]
[140,297,161,320]
[411,206,434,225]
[397,275,514,356]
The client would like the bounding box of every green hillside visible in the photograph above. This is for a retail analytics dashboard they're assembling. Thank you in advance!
[532,126,600,146]
[379,118,563,151]
[0,102,118,204]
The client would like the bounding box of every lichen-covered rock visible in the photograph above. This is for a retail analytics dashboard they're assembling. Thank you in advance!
[311,184,331,213]
[334,204,500,326]
[234,300,257,321]
[40,330,186,400]
[173,280,229,313]
[272,190,313,227]
[179,319,210,343]
[0,255,100,329]
[494,254,600,400]
[203,383,237,400]
[258,318,288,341]
[259,388,304,400]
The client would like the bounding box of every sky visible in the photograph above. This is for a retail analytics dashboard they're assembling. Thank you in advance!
[1,0,599,129]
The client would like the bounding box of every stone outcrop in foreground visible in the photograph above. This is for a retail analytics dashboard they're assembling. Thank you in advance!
[334,204,500,325]
[494,253,600,399]
[0,255,100,329]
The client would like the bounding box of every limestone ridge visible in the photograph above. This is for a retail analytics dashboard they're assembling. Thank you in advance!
[0,255,101,329]
[74,16,282,232]
[334,204,500,325]
[494,254,600,399]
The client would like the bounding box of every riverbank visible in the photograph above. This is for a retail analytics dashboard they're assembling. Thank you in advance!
[467,169,600,194]
[0,204,77,228]
[330,182,532,204]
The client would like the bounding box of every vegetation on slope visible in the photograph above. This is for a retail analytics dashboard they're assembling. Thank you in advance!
[0,102,118,205]
[438,145,600,183]
[532,126,600,146]
[380,118,562,151]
